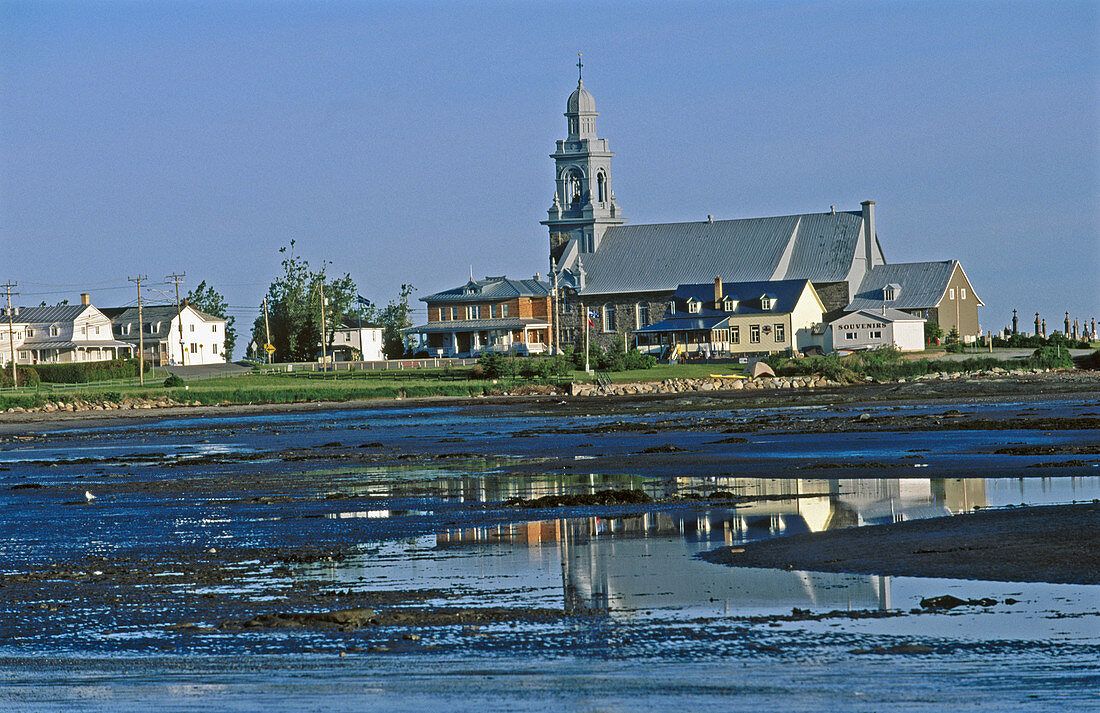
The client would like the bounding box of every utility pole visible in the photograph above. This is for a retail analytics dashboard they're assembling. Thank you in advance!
[551,262,560,355]
[262,297,272,364]
[129,275,147,386]
[2,281,18,387]
[166,272,186,367]
[318,281,328,370]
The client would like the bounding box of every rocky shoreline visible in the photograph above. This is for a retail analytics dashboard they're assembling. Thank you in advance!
[2,394,203,414]
[569,366,1061,397]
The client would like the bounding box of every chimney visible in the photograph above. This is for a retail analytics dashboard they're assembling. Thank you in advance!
[830,205,835,214]
[707,214,713,223]
[714,276,723,304]
[80,293,90,306]
[861,200,876,268]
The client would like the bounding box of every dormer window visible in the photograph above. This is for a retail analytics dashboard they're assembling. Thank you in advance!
[722,298,738,312]
[687,298,701,314]
[760,295,775,311]
[49,325,60,337]
[883,283,900,302]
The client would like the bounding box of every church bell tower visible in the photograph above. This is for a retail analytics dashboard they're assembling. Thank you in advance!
[542,54,625,266]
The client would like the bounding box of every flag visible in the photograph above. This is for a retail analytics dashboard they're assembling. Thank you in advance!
[357,295,372,307]
[587,309,598,327]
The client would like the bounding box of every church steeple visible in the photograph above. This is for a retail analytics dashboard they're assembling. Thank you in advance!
[542,55,625,264]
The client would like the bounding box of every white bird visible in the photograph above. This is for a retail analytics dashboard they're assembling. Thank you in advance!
[84,490,96,502]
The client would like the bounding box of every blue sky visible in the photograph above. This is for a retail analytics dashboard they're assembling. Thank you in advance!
[2,0,1097,334]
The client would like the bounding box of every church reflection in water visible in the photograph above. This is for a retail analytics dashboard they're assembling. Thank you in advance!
[434,475,987,615]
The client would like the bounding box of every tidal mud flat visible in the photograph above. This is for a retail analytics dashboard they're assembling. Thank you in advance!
[0,373,1098,711]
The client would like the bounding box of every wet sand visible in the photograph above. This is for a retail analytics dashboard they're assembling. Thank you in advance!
[703,502,1100,584]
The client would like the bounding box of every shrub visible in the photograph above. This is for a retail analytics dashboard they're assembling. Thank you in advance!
[164,374,185,388]
[33,358,146,384]
[1028,345,1074,370]
[0,366,40,388]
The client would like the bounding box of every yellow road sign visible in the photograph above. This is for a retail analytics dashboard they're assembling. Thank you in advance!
[264,344,276,354]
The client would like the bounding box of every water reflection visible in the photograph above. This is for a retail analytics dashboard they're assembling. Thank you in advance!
[299,473,1098,621]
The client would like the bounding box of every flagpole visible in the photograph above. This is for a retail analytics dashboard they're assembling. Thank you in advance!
[584,301,590,373]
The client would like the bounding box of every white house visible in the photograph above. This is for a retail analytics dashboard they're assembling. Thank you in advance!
[0,296,134,365]
[329,321,385,362]
[829,308,926,352]
[104,304,227,366]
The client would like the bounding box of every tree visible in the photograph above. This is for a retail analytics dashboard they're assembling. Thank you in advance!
[186,281,237,359]
[924,320,942,346]
[249,241,359,362]
[378,284,416,358]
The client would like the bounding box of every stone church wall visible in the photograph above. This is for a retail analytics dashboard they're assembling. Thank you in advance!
[561,290,675,350]
[812,281,851,312]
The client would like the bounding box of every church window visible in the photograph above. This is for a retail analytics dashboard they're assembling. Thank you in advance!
[597,172,606,203]
[602,304,615,332]
[565,169,583,207]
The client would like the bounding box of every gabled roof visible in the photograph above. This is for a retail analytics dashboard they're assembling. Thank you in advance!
[422,277,551,303]
[831,308,926,325]
[574,210,873,295]
[11,304,95,324]
[847,260,983,311]
[671,279,816,317]
[102,304,224,339]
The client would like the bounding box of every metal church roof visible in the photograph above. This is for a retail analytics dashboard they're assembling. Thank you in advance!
[576,210,868,296]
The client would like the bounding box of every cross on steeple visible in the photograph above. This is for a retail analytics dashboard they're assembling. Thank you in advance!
[577,52,583,82]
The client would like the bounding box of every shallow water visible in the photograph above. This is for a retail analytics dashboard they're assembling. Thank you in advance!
[0,396,1097,711]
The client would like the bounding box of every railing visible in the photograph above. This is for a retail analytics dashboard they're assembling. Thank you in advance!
[255,358,476,374]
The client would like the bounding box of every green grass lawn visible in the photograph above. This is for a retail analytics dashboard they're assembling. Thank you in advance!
[1,362,752,410]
